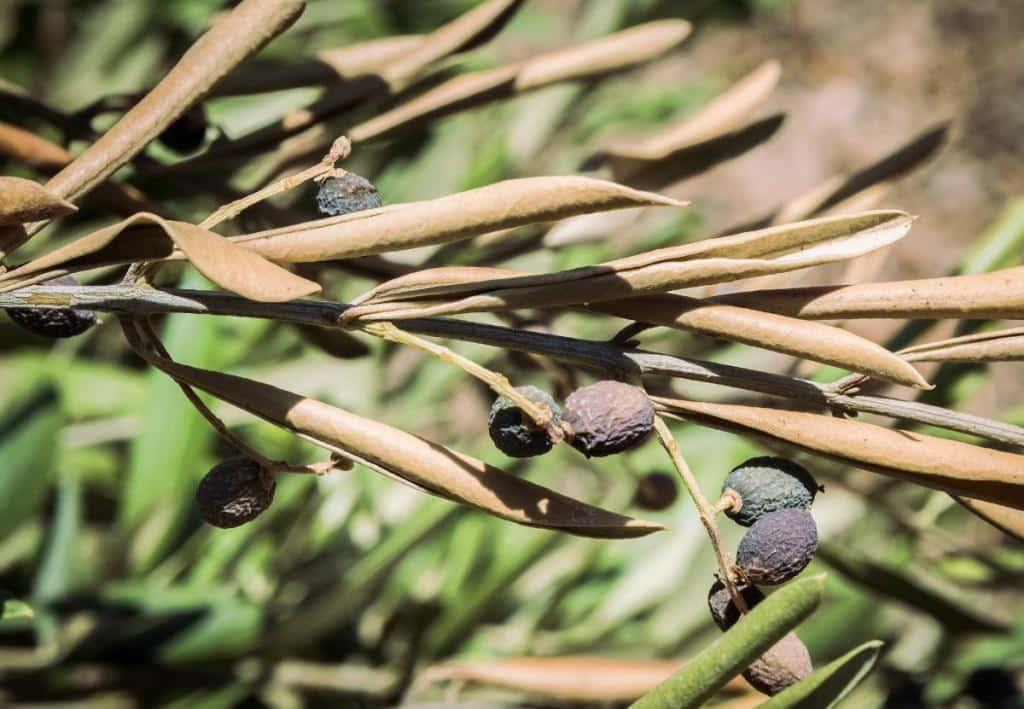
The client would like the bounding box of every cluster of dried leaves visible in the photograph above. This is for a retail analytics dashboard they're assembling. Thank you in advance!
[2,0,1023,702]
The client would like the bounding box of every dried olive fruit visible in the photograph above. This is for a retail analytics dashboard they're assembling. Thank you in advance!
[562,380,654,457]
[195,456,275,528]
[157,106,207,154]
[633,471,678,511]
[316,172,382,216]
[743,631,814,696]
[736,507,818,585]
[6,276,97,339]
[722,456,819,527]
[488,385,560,458]
[707,578,765,631]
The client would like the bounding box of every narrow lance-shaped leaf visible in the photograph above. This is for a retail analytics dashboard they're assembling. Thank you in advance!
[415,657,750,703]
[138,355,662,539]
[760,641,884,709]
[585,59,782,185]
[0,213,320,302]
[348,20,691,144]
[40,0,307,209]
[0,176,76,226]
[729,121,949,233]
[710,265,1024,320]
[210,34,425,97]
[350,211,913,312]
[186,0,525,163]
[654,396,1024,510]
[900,326,1024,363]
[631,574,826,709]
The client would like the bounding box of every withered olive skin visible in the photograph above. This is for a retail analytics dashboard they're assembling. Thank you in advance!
[562,381,654,457]
[736,507,818,585]
[487,385,560,458]
[316,172,382,216]
[196,457,275,528]
[633,471,678,511]
[743,631,813,695]
[7,276,97,338]
[707,578,765,631]
[7,305,97,338]
[722,456,819,527]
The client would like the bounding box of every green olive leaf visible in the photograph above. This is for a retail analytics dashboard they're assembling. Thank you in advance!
[760,640,884,708]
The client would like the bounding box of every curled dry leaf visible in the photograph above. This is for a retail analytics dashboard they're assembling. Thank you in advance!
[137,356,662,539]
[235,176,684,262]
[0,176,76,227]
[655,396,1024,510]
[211,35,425,96]
[0,213,320,302]
[0,121,155,218]
[41,0,307,209]
[415,657,750,702]
[585,59,781,180]
[710,265,1024,320]
[175,0,525,165]
[900,326,1024,363]
[350,211,913,313]
[347,267,926,388]
[348,20,691,144]
[730,121,950,233]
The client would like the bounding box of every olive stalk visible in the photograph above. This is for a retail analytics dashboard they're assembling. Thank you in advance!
[653,415,747,613]
[5,283,1022,448]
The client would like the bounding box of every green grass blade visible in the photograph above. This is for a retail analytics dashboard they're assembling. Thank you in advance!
[761,640,884,708]
[630,574,827,709]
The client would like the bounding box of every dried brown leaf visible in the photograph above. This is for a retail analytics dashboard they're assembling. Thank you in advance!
[1,214,320,302]
[297,324,371,359]
[41,0,307,209]
[900,327,1024,363]
[710,266,1024,320]
[145,357,662,538]
[0,176,77,226]
[597,295,928,388]
[586,59,780,180]
[416,657,751,702]
[352,211,913,312]
[347,21,690,144]
[656,396,1024,509]
[239,176,684,262]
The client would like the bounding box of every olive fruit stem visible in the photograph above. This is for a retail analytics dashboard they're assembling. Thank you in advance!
[653,415,748,613]
[200,136,352,230]
[361,321,564,442]
[714,489,742,515]
[122,317,339,478]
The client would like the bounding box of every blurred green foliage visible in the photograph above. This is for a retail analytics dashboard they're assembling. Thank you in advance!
[1,0,1024,708]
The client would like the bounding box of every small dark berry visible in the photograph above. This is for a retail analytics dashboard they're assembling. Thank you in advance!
[158,106,207,154]
[736,508,818,585]
[562,381,654,457]
[196,457,275,528]
[743,631,813,695]
[707,578,765,631]
[722,456,819,527]
[6,276,97,338]
[316,172,382,216]
[633,471,678,511]
[488,385,560,458]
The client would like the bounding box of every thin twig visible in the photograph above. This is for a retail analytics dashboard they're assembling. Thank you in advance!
[5,284,1024,448]
[360,321,563,441]
[120,316,334,477]
[653,415,747,612]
